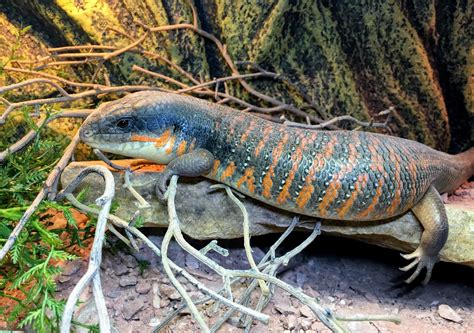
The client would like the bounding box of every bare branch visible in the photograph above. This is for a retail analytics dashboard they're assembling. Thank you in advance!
[58,165,115,333]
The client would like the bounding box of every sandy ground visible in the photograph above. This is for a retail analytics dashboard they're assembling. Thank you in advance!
[56,229,473,333]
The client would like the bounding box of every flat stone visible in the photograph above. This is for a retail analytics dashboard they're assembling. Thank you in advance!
[119,275,138,287]
[159,284,181,300]
[284,315,297,330]
[57,275,72,283]
[275,302,296,315]
[62,259,82,276]
[107,290,121,298]
[114,265,129,276]
[61,160,474,268]
[122,254,138,268]
[299,305,313,318]
[438,304,463,323]
[152,294,161,309]
[300,317,313,330]
[122,299,145,320]
[135,281,152,294]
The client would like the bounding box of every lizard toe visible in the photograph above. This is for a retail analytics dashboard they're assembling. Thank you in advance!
[399,257,420,272]
[401,248,438,284]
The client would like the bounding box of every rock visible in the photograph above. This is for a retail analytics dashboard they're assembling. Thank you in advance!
[275,302,296,315]
[61,161,474,268]
[300,317,313,330]
[107,290,121,299]
[122,299,145,320]
[114,265,129,276]
[299,305,313,318]
[62,259,82,276]
[148,317,160,327]
[57,275,72,283]
[284,315,297,330]
[119,275,138,287]
[152,294,161,309]
[159,284,180,300]
[122,254,138,268]
[135,281,152,294]
[438,304,463,323]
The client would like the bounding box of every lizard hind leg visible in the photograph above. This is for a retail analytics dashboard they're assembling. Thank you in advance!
[399,185,449,284]
[155,148,214,200]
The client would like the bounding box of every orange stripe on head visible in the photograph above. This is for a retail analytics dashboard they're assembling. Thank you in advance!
[130,135,157,143]
[165,135,176,154]
[177,140,188,156]
[154,129,172,148]
[221,162,236,182]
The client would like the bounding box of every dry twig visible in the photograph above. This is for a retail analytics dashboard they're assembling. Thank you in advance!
[57,166,115,333]
[0,1,399,331]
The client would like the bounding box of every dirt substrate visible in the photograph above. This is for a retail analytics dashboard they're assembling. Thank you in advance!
[55,225,473,333]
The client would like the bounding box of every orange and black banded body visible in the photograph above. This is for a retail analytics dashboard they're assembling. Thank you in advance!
[80,91,471,222]
[80,91,474,284]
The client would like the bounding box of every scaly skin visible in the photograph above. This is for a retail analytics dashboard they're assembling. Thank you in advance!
[80,91,474,284]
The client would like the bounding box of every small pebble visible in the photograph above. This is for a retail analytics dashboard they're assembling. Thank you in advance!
[275,303,296,315]
[438,304,463,323]
[152,294,161,309]
[119,275,138,287]
[135,281,151,294]
[299,305,313,318]
[285,315,297,330]
[121,299,144,320]
[114,265,129,276]
[300,317,312,330]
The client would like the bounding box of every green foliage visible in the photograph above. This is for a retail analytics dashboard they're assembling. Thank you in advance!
[0,107,94,332]
[0,25,31,75]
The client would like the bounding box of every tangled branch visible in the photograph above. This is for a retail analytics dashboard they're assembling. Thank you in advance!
[0,0,398,331]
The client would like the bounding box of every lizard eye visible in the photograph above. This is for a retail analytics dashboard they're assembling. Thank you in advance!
[116,118,131,129]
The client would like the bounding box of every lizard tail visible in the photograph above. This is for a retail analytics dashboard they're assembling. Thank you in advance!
[435,147,474,193]
[456,147,474,180]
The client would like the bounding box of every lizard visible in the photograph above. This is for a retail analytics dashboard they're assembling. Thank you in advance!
[79,91,474,284]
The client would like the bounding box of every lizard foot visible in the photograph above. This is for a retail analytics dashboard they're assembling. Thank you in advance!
[399,247,437,285]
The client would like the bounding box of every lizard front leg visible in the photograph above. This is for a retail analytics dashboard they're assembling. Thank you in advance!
[400,185,449,284]
[155,148,214,199]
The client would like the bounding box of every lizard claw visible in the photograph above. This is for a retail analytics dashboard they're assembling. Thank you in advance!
[400,248,437,285]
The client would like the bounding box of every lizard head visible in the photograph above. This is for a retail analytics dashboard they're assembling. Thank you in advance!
[80,91,186,163]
